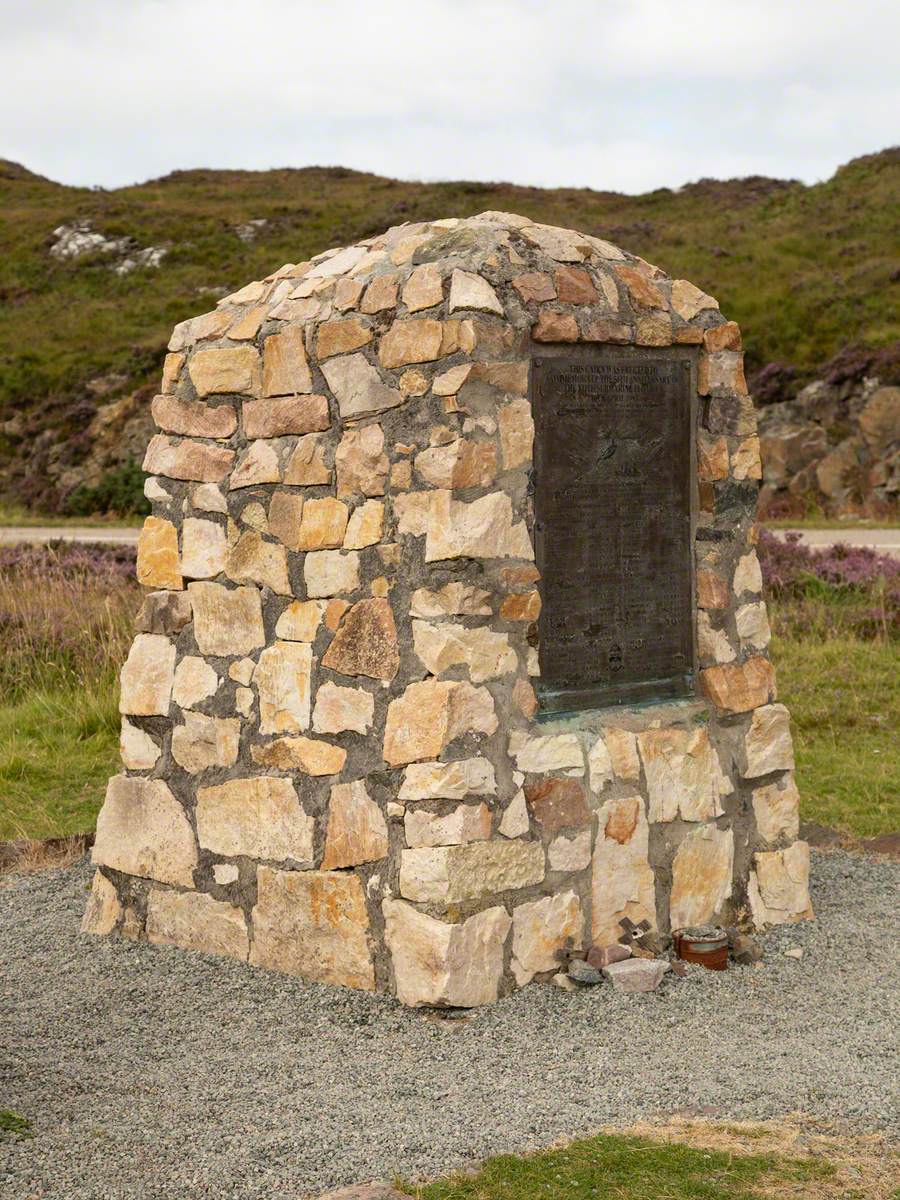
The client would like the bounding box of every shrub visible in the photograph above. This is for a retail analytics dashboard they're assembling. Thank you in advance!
[63,460,150,518]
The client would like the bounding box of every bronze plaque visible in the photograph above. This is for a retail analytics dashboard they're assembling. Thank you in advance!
[532,350,695,711]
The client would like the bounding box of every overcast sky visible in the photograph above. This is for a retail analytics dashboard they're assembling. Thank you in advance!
[2,0,897,193]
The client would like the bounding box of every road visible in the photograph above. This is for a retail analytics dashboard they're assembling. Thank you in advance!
[0,525,898,557]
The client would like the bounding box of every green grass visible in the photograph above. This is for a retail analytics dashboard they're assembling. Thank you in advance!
[0,500,143,527]
[773,633,900,837]
[763,518,900,531]
[403,1130,832,1200]
[0,1110,33,1138]
[0,678,121,840]
[1,149,898,511]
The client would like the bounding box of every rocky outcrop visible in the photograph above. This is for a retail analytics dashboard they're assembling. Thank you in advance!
[757,371,899,517]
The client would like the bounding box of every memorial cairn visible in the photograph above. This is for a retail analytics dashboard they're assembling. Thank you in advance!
[83,213,812,1005]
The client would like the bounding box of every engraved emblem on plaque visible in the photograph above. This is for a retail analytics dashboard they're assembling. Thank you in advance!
[532,350,695,711]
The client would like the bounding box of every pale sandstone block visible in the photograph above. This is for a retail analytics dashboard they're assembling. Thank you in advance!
[196,776,314,863]
[93,775,197,887]
[548,828,592,871]
[146,889,249,961]
[189,582,265,656]
[228,657,255,685]
[402,262,444,312]
[189,346,260,396]
[317,318,373,358]
[404,802,492,848]
[732,436,762,481]
[262,327,313,395]
[520,222,591,262]
[284,434,331,486]
[383,679,497,766]
[415,438,497,489]
[119,634,175,716]
[498,788,530,838]
[701,656,775,715]
[229,440,282,489]
[737,703,795,777]
[410,582,492,618]
[180,517,227,579]
[670,278,718,320]
[321,780,388,868]
[383,900,510,1007]
[335,424,389,497]
[137,517,182,589]
[591,795,656,945]
[733,550,763,596]
[119,718,160,770]
[587,737,613,791]
[378,319,444,368]
[254,641,312,734]
[171,711,240,773]
[343,500,384,549]
[295,497,349,550]
[251,868,375,990]
[736,601,771,650]
[143,436,235,484]
[227,304,267,341]
[697,610,736,664]
[275,599,325,642]
[748,841,813,927]
[448,269,504,315]
[508,730,584,774]
[637,727,725,823]
[321,353,403,421]
[160,351,184,393]
[399,840,544,904]
[172,655,219,709]
[498,398,534,470]
[511,891,582,985]
[213,863,240,885]
[243,393,330,438]
[250,735,346,775]
[151,393,237,439]
[752,775,801,843]
[412,620,516,683]
[399,758,496,801]
[81,871,122,935]
[304,550,360,598]
[669,824,734,930]
[432,364,472,396]
[225,530,290,595]
[424,490,533,562]
[312,681,375,735]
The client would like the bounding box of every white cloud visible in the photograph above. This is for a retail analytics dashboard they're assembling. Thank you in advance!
[0,0,896,190]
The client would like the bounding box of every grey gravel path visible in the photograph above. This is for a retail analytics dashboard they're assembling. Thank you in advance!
[1,850,897,1199]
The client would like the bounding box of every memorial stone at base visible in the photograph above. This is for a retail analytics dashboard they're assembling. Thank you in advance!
[83,212,813,1005]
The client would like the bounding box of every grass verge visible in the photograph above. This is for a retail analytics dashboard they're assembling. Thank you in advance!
[773,633,899,837]
[0,1110,32,1139]
[400,1119,897,1200]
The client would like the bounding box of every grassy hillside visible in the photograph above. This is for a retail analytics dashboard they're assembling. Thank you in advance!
[0,148,897,510]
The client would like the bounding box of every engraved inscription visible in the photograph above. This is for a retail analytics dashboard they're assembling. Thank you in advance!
[533,353,694,710]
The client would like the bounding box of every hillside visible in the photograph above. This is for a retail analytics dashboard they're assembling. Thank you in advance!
[0,148,898,512]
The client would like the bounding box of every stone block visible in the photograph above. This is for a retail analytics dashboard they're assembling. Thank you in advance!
[321,353,403,420]
[412,620,515,683]
[748,841,813,927]
[171,711,240,773]
[424,490,532,562]
[737,703,794,777]
[637,727,725,823]
[172,655,219,709]
[383,679,497,766]
[404,802,492,848]
[93,775,197,887]
[304,549,360,598]
[229,440,282,489]
[383,900,510,1007]
[669,824,734,931]
[143,435,235,483]
[317,319,373,358]
[343,499,384,549]
[81,871,122,935]
[511,891,583,985]
[137,517,182,589]
[508,731,583,773]
[335,424,388,498]
[147,889,249,961]
[134,589,192,636]
[180,517,227,579]
[399,839,544,904]
[196,776,314,863]
[321,780,388,869]
[591,795,656,945]
[189,581,265,657]
[398,757,496,801]
[275,599,324,642]
[751,775,800,843]
[254,641,312,734]
[151,393,237,439]
[119,718,160,770]
[378,319,444,368]
[251,735,346,776]
[243,393,330,438]
[548,828,592,871]
[284,433,332,485]
[402,263,444,312]
[251,868,375,990]
[189,346,260,396]
[119,633,175,716]
[602,958,668,993]
[262,327,313,396]
[700,656,775,715]
[524,779,590,834]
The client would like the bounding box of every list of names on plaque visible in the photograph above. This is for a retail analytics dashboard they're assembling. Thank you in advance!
[533,354,694,710]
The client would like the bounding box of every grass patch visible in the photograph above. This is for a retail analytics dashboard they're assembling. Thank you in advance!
[0,1110,32,1138]
[772,632,899,837]
[403,1128,833,1200]
[0,679,121,840]
[0,501,143,527]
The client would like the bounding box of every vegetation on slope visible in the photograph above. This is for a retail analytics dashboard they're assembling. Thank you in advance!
[0,149,897,510]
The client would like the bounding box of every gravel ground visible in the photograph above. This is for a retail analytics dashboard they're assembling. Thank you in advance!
[1,850,897,1199]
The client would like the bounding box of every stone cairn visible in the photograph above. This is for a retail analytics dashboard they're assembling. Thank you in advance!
[83,212,813,1006]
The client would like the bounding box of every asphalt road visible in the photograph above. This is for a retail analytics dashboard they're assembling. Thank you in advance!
[2,525,898,556]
